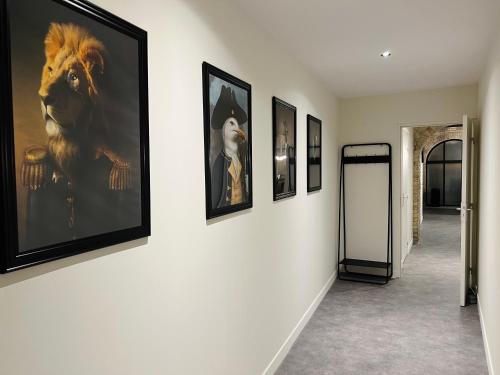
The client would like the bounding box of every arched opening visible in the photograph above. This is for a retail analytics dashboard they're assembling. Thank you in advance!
[425,139,462,207]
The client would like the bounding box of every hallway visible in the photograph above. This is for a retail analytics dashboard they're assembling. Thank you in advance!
[276,214,487,375]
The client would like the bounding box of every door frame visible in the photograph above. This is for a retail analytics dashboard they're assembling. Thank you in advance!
[400,127,413,265]
[397,120,464,277]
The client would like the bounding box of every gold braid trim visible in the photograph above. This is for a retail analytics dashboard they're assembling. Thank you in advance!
[95,145,133,191]
[21,145,48,191]
[109,159,132,191]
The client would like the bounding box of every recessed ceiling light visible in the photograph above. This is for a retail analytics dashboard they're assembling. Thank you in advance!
[380,50,392,58]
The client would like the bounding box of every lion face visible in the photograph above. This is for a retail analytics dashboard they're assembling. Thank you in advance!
[39,23,106,138]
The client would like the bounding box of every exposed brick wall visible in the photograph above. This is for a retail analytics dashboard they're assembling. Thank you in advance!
[412,126,463,242]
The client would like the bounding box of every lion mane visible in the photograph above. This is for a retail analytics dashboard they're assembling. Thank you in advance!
[39,22,109,179]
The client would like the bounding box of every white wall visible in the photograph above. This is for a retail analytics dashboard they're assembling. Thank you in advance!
[0,1,339,374]
[339,85,478,276]
[478,25,500,375]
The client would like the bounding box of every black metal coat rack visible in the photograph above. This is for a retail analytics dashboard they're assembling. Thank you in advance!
[337,143,393,285]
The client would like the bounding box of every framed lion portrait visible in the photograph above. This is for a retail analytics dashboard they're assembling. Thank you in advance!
[0,0,150,272]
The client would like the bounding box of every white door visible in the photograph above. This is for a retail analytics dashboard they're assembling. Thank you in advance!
[460,115,474,306]
[401,128,413,263]
[401,192,408,263]
[401,133,408,263]
[405,133,413,257]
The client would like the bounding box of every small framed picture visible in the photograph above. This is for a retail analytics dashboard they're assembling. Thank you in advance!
[307,115,322,192]
[202,62,253,219]
[272,97,297,200]
[0,0,150,272]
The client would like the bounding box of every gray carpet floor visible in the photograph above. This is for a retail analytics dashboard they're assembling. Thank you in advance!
[276,213,487,375]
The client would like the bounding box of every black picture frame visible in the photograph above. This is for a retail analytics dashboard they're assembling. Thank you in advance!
[202,62,253,219]
[272,97,297,201]
[0,0,150,273]
[307,114,322,192]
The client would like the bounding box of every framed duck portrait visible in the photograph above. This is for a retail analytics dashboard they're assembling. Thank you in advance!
[202,62,253,219]
[307,115,322,192]
[272,97,296,201]
[0,0,150,272]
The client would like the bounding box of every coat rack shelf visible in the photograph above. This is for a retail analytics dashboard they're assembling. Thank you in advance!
[337,143,393,285]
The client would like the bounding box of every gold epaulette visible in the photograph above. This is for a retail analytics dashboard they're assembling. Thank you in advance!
[94,145,133,191]
[109,159,133,191]
[21,145,48,191]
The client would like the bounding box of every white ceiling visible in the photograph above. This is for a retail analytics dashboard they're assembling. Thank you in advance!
[234,0,500,98]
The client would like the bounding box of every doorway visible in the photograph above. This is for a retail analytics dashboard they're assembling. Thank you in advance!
[399,118,476,306]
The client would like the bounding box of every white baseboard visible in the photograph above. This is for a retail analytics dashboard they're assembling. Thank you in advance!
[261,271,336,375]
[478,296,495,375]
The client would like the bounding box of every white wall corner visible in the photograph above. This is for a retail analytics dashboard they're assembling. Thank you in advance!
[261,272,337,375]
[478,296,495,375]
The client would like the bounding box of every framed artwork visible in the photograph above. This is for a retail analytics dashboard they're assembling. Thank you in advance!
[0,0,150,272]
[272,97,296,200]
[202,62,253,219]
[307,115,322,192]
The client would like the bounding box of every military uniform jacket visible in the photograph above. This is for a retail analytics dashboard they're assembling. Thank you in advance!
[20,145,140,251]
[211,151,248,209]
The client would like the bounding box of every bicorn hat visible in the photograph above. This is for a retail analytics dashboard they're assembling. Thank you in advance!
[211,85,247,129]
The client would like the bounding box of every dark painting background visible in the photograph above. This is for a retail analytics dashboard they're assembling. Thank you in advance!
[8,0,142,251]
[308,119,321,189]
[274,102,295,195]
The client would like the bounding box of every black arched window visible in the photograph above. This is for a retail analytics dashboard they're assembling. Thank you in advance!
[426,139,462,207]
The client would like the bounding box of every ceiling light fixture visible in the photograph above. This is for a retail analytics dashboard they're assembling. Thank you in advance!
[380,50,392,58]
